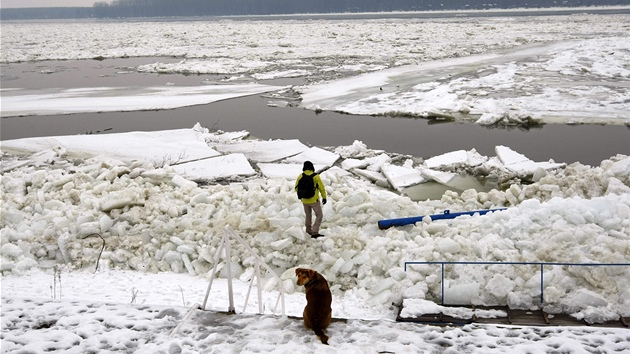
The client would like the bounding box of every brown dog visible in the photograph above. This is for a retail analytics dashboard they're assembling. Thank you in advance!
[295,268,332,345]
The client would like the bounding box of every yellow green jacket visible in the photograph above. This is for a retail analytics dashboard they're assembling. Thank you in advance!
[295,170,327,204]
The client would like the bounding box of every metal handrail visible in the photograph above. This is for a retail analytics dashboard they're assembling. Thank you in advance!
[202,226,286,315]
[404,261,630,305]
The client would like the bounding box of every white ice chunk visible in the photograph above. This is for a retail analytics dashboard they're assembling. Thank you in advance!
[196,126,250,143]
[270,238,292,251]
[214,139,308,163]
[485,274,516,300]
[606,156,630,179]
[258,163,302,179]
[437,238,461,254]
[1,243,23,258]
[370,277,397,296]
[568,289,609,308]
[495,145,530,166]
[1,160,30,173]
[399,298,442,318]
[425,150,468,169]
[381,163,427,191]
[1,84,285,117]
[444,283,480,305]
[171,154,256,180]
[606,178,630,195]
[417,166,456,185]
[284,146,340,167]
[466,149,488,167]
[496,145,565,175]
[2,129,220,165]
[258,163,325,179]
[476,112,505,125]
[334,140,383,159]
[352,169,389,186]
[341,158,369,170]
[321,166,352,179]
[366,154,392,172]
[171,175,198,189]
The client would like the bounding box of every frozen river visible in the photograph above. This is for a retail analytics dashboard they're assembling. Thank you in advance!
[1,9,629,166]
[1,58,629,166]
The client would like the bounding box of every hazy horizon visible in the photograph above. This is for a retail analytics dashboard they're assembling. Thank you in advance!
[1,0,111,8]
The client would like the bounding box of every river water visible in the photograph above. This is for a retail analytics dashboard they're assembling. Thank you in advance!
[1,56,629,167]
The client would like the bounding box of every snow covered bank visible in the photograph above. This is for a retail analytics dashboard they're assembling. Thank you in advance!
[2,125,629,325]
[3,277,629,353]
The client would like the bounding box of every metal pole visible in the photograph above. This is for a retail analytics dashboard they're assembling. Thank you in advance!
[224,229,235,313]
[202,239,225,310]
[256,261,263,314]
[540,264,544,305]
[243,270,254,313]
[441,263,445,305]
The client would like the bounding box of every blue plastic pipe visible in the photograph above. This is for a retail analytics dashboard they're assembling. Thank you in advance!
[378,208,507,229]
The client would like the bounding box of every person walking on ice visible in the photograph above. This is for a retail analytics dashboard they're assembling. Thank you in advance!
[295,161,327,238]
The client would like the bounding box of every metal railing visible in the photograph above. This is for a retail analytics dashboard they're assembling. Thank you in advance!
[404,261,630,305]
[202,225,286,315]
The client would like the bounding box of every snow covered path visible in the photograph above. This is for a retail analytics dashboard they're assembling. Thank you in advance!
[2,271,630,354]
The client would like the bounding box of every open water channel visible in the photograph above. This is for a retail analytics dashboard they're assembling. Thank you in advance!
[1,57,629,167]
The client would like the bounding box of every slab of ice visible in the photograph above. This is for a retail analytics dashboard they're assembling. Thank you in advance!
[214,139,309,163]
[341,158,369,170]
[606,156,630,178]
[417,166,456,185]
[424,150,469,169]
[1,84,286,117]
[366,153,392,172]
[496,145,565,174]
[381,163,427,192]
[507,160,566,175]
[1,160,30,173]
[257,163,324,179]
[201,130,250,143]
[334,140,384,159]
[1,129,220,164]
[258,163,302,179]
[171,154,256,180]
[352,169,389,186]
[321,166,353,179]
[496,145,530,165]
[444,283,481,305]
[466,150,488,167]
[284,146,340,167]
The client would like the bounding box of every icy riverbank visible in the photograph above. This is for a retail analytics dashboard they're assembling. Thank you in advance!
[2,125,629,324]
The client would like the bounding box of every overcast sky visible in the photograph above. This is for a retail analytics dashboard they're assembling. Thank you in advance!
[1,0,111,8]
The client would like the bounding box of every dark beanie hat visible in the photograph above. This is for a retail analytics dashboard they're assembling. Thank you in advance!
[303,161,314,171]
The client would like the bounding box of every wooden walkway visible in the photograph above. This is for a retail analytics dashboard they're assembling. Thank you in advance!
[396,305,630,328]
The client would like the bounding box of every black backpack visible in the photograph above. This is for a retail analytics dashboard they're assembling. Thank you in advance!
[297,173,317,199]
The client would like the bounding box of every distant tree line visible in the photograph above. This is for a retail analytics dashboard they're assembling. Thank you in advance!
[1,0,628,20]
[90,0,630,18]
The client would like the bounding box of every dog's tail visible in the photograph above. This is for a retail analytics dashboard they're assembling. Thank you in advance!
[314,328,329,345]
